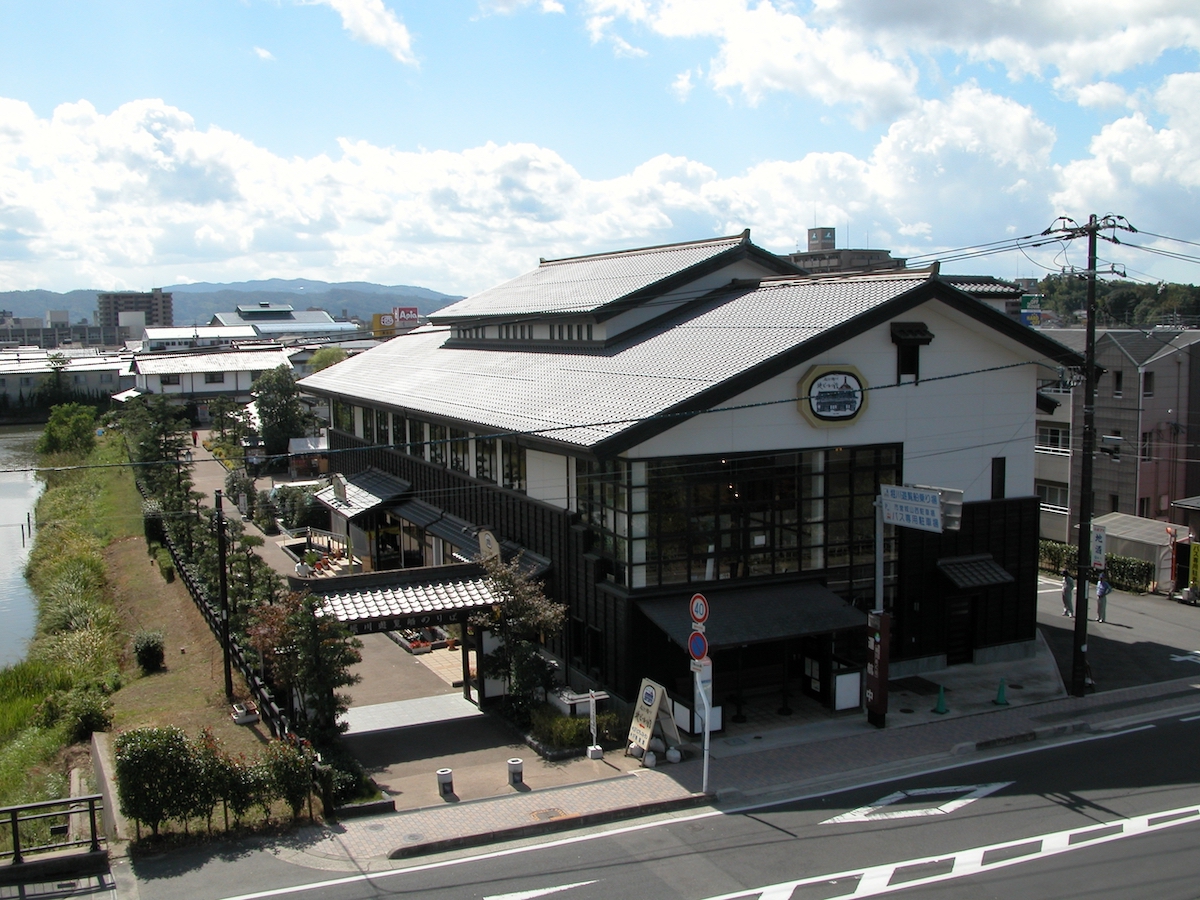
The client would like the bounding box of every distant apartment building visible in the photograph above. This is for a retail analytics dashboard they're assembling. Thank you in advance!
[788,227,907,275]
[97,288,174,330]
[1034,328,1200,543]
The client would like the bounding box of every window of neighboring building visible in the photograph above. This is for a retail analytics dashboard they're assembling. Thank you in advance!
[391,413,406,450]
[407,418,427,458]
[476,436,497,482]
[429,423,447,466]
[99,373,113,384]
[204,372,225,383]
[376,409,389,445]
[332,398,354,433]
[1036,424,1070,452]
[502,440,526,492]
[361,407,374,444]
[991,457,1006,500]
[72,374,85,385]
[0,378,5,387]
[1143,371,1155,397]
[1036,481,1069,510]
[20,376,34,387]
[1138,496,1151,517]
[160,374,180,385]
[1110,494,1120,513]
[1140,431,1154,462]
[450,428,470,473]
[1113,370,1123,397]
[891,322,934,384]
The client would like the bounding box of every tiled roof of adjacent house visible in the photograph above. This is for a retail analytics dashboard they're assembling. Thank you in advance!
[319,577,501,625]
[430,233,756,320]
[133,348,293,374]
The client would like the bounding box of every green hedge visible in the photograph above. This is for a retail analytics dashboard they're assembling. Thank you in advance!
[1039,539,1155,592]
[529,704,625,749]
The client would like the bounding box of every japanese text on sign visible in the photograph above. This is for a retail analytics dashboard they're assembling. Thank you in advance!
[879,485,943,534]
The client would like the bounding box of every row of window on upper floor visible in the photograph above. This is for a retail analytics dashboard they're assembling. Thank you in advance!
[1041,369,1157,398]
[330,400,528,493]
[452,322,596,342]
[0,373,116,388]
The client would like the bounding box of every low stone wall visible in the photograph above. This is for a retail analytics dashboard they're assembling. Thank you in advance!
[90,733,132,844]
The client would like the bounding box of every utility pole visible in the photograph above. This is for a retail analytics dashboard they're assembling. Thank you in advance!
[215,489,234,701]
[1042,214,1135,697]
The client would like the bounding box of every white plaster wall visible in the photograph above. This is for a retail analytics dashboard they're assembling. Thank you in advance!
[603,259,779,338]
[526,448,570,509]
[629,300,1041,503]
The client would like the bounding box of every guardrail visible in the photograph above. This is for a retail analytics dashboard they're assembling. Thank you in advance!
[2,795,103,865]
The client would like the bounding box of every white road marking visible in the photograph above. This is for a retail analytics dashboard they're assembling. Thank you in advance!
[1169,651,1200,664]
[209,725,1166,900]
[484,881,597,900]
[699,804,1200,899]
[1180,713,1200,722]
[821,782,1013,824]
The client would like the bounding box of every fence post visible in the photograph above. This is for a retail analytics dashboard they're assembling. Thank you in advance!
[10,809,22,865]
[88,798,100,853]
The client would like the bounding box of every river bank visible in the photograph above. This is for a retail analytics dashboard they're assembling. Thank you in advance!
[0,424,44,668]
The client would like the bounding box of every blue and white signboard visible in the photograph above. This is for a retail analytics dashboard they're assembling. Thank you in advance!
[879,485,943,534]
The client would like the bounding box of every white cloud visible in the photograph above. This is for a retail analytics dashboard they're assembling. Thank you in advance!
[478,0,565,12]
[308,0,415,65]
[671,69,695,101]
[0,90,1194,293]
[1069,82,1129,109]
[585,0,918,117]
[254,47,276,61]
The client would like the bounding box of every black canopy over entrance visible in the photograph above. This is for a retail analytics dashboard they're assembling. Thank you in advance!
[638,581,867,651]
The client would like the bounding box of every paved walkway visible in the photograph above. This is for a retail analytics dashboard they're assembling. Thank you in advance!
[342,695,482,736]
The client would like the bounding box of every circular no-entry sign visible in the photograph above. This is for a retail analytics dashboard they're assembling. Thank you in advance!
[688,630,709,661]
[690,593,709,624]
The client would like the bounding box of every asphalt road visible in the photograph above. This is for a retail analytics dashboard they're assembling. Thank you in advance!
[125,710,1200,900]
[1037,574,1200,690]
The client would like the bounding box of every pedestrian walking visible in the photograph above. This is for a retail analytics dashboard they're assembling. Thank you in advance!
[192,429,199,447]
[1096,574,1111,623]
[1061,567,1075,617]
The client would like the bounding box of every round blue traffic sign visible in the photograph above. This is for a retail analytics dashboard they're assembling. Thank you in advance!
[688,630,709,661]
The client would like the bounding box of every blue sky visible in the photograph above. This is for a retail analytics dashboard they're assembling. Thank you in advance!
[1,0,1198,294]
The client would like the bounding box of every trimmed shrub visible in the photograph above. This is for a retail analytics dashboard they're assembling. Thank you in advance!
[1040,539,1155,592]
[529,704,625,749]
[133,630,166,673]
[264,740,313,819]
[114,726,193,837]
[155,547,175,583]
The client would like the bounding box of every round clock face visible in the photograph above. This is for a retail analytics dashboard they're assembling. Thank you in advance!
[808,371,864,420]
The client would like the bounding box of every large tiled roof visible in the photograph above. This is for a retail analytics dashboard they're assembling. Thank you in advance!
[941,275,1022,297]
[430,234,751,320]
[320,577,501,625]
[303,274,934,450]
[301,269,1083,453]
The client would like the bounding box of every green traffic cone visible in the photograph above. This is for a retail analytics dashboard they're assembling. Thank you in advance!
[993,677,1009,706]
[932,685,948,715]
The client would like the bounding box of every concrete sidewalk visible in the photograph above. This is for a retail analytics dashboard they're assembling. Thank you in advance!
[268,669,1200,873]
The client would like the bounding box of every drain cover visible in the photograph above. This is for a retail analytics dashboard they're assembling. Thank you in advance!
[404,833,424,842]
[531,808,567,821]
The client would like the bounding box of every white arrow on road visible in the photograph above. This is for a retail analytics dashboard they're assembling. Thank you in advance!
[484,880,597,900]
[821,782,1013,824]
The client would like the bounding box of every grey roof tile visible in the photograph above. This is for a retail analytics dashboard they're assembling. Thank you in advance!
[301,274,930,450]
[431,234,748,319]
[320,577,501,624]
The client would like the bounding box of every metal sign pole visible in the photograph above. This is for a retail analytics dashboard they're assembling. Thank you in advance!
[694,669,711,795]
[874,498,884,613]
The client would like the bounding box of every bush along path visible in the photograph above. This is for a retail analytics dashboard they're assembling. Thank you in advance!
[114,395,377,837]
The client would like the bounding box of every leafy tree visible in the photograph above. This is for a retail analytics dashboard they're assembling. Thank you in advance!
[36,403,96,455]
[253,365,309,457]
[472,554,567,724]
[114,726,194,837]
[208,395,238,438]
[308,346,347,372]
[189,729,228,834]
[264,739,314,819]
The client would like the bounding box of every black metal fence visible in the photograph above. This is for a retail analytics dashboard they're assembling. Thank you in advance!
[2,795,103,865]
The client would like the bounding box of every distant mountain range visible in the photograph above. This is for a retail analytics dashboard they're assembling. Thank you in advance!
[0,280,463,326]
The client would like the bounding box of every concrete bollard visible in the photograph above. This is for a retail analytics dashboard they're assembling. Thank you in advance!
[508,758,524,787]
[437,768,454,797]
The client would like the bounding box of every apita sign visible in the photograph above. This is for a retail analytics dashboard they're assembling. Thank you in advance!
[798,365,868,427]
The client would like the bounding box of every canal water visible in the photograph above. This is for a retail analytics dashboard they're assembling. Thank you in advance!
[0,425,43,668]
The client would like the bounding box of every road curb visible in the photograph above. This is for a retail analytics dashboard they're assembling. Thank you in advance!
[387,792,714,859]
[953,721,1091,756]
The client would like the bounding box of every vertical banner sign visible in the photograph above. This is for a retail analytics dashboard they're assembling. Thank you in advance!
[1190,542,1200,594]
[1091,524,1107,570]
[626,678,666,754]
[865,611,890,729]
